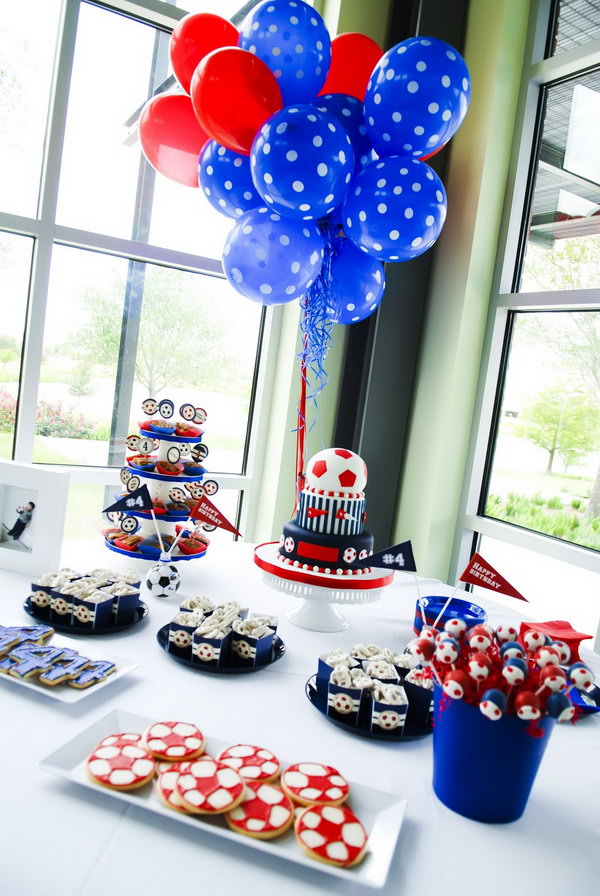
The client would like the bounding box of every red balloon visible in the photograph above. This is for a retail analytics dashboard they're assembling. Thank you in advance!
[318,33,383,101]
[191,47,282,156]
[169,13,238,95]
[138,94,208,188]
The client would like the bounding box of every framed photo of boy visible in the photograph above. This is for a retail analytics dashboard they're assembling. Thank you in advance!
[0,461,70,576]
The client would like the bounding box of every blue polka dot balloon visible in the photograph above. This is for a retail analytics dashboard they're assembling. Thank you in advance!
[315,94,376,173]
[198,141,261,219]
[364,36,471,159]
[222,206,324,305]
[238,0,331,105]
[327,240,385,324]
[342,157,447,262]
[250,104,355,221]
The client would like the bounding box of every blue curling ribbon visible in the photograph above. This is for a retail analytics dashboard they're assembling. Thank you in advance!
[298,219,342,423]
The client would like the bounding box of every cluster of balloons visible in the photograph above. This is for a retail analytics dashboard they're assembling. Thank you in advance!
[139,0,470,327]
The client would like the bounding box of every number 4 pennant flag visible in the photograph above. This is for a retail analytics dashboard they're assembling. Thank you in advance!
[459,552,527,601]
[103,485,153,515]
[351,540,417,572]
[190,495,242,537]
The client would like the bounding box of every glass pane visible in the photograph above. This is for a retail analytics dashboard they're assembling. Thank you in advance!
[177,1,271,16]
[36,245,262,473]
[520,72,600,292]
[483,311,600,553]
[0,233,33,459]
[57,2,162,238]
[473,535,600,643]
[547,0,600,57]
[0,0,61,216]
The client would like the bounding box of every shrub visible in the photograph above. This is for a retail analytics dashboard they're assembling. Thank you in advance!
[35,401,95,439]
[546,496,563,509]
[570,497,583,510]
[0,390,16,433]
[531,492,545,506]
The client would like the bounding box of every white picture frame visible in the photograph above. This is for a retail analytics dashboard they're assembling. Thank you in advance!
[0,461,70,576]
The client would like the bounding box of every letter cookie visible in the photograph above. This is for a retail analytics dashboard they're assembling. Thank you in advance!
[281,762,349,807]
[142,721,205,761]
[8,644,66,680]
[86,740,155,791]
[226,781,294,840]
[68,660,116,689]
[295,804,368,868]
[175,758,244,815]
[217,744,280,782]
[38,650,90,686]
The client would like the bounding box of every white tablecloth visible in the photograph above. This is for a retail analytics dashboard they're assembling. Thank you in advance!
[1,541,598,895]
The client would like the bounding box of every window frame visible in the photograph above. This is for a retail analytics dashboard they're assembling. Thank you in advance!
[452,0,600,583]
[0,0,285,540]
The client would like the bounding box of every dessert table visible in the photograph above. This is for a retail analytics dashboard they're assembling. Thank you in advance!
[1,540,598,895]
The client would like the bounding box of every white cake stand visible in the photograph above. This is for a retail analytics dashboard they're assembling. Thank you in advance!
[254,542,394,632]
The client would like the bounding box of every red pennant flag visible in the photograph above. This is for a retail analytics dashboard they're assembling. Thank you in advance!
[459,552,527,601]
[190,495,242,537]
[306,507,328,519]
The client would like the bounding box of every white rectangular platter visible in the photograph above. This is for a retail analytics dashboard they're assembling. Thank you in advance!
[0,631,138,703]
[40,708,407,888]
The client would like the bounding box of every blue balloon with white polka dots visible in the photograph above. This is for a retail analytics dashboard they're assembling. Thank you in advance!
[222,206,324,305]
[364,36,471,159]
[315,94,376,173]
[342,156,447,262]
[250,104,355,221]
[198,141,261,219]
[238,0,331,105]
[327,240,385,324]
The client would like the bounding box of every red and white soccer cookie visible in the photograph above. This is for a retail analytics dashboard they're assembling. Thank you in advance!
[86,740,155,791]
[97,733,142,748]
[175,757,245,814]
[154,754,214,776]
[281,763,349,806]
[142,721,204,761]
[226,781,294,840]
[218,744,280,783]
[155,766,189,813]
[295,804,368,868]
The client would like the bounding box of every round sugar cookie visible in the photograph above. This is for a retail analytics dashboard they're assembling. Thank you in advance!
[96,733,142,749]
[226,781,294,840]
[155,754,214,776]
[281,763,349,807]
[142,721,205,761]
[155,767,190,814]
[218,744,280,783]
[175,757,245,815]
[295,804,368,868]
[86,741,155,791]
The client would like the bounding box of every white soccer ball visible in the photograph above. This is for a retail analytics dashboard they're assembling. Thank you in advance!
[305,448,367,493]
[145,562,180,598]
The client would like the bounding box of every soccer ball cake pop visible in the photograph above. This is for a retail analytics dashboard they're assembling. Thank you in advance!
[479,689,507,720]
[443,670,471,700]
[495,623,518,643]
[468,625,492,651]
[546,692,576,722]
[550,640,571,664]
[500,641,526,661]
[502,656,528,686]
[514,691,541,720]
[468,651,492,682]
[568,662,594,691]
[444,618,467,638]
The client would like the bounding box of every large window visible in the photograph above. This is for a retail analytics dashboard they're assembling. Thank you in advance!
[455,1,600,637]
[0,0,278,543]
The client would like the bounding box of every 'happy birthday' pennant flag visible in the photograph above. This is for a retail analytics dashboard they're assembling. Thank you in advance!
[190,495,242,537]
[103,485,153,515]
[351,540,417,572]
[459,552,527,601]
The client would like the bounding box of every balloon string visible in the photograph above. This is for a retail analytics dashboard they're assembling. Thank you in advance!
[294,220,338,501]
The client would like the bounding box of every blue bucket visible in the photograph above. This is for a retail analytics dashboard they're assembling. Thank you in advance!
[432,684,554,823]
[413,595,486,635]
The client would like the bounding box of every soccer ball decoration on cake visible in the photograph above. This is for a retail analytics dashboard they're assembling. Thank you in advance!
[254,447,395,593]
[146,563,181,599]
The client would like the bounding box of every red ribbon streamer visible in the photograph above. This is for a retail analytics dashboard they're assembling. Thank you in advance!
[295,355,307,504]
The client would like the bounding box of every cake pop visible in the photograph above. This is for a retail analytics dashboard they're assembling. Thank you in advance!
[495,623,518,643]
[502,656,528,686]
[468,651,493,683]
[479,689,507,720]
[514,691,541,720]
[534,645,561,668]
[468,625,493,651]
[435,637,460,666]
[550,640,571,665]
[568,662,594,691]
[442,670,471,700]
[546,692,576,722]
[409,638,435,663]
[538,665,567,693]
[522,630,547,653]
[444,618,467,639]
[500,641,526,661]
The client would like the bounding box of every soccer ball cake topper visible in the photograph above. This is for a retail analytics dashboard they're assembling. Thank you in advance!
[305,447,368,493]
[146,562,180,599]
